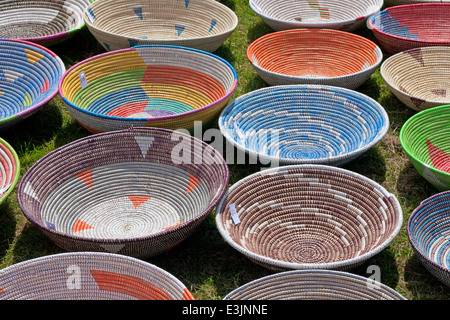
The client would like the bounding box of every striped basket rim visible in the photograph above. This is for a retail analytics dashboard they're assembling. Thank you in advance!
[0,137,20,204]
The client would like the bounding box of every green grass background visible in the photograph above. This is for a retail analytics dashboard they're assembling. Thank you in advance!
[1,0,449,300]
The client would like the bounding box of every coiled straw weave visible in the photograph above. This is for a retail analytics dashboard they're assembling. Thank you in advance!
[247,29,382,89]
[249,0,383,32]
[0,252,195,300]
[0,138,19,204]
[224,270,407,300]
[215,165,403,272]
[17,127,229,258]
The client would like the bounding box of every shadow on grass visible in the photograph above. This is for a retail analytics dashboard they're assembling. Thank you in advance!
[0,200,17,262]
[343,146,387,185]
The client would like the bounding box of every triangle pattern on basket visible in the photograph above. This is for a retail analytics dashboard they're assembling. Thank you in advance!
[100,243,125,254]
[76,169,94,189]
[209,19,217,32]
[175,25,185,36]
[72,219,93,233]
[24,181,39,202]
[128,195,151,208]
[185,0,189,8]
[426,139,450,173]
[185,174,200,195]
[133,7,143,20]
[134,136,154,158]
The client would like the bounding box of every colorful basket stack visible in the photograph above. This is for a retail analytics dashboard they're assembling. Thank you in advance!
[84,0,238,52]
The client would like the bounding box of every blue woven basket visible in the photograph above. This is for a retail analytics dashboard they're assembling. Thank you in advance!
[0,39,66,130]
[219,85,389,166]
[408,191,450,287]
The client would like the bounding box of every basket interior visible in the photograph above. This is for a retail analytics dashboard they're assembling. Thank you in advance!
[19,128,228,240]
[86,0,236,40]
[0,0,91,39]
[220,86,387,162]
[248,29,381,78]
[217,166,401,267]
[61,46,236,118]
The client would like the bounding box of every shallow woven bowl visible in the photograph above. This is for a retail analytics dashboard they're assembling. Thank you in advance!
[17,127,229,258]
[215,165,403,272]
[0,252,194,300]
[385,0,450,6]
[399,105,450,191]
[224,270,407,300]
[381,47,450,112]
[368,4,450,54]
[0,39,65,130]
[0,138,20,204]
[84,0,238,52]
[219,85,389,167]
[59,45,237,133]
[249,0,383,32]
[408,191,450,287]
[247,29,382,89]
[0,0,93,46]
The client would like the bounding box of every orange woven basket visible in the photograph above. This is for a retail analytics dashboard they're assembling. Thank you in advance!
[247,29,382,89]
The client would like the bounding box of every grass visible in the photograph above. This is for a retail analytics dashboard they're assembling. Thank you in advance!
[1,0,449,300]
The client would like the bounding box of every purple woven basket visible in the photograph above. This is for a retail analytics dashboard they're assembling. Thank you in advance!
[17,127,229,258]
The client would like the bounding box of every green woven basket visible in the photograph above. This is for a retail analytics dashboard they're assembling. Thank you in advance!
[400,104,450,190]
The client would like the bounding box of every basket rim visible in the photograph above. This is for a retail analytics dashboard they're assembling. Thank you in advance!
[407,190,450,275]
[0,137,20,204]
[223,269,407,300]
[83,0,238,43]
[0,0,94,44]
[399,104,450,179]
[247,28,383,82]
[215,164,403,270]
[250,0,383,28]
[368,3,450,44]
[218,84,389,165]
[0,38,65,125]
[58,44,238,123]
[380,46,450,106]
[17,126,230,245]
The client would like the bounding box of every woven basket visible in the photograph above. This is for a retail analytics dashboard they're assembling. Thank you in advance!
[399,105,450,191]
[0,252,194,300]
[17,127,229,258]
[0,39,65,130]
[219,85,389,167]
[224,269,407,300]
[247,29,382,89]
[84,0,238,53]
[215,165,403,272]
[385,1,450,6]
[381,47,450,112]
[368,4,450,54]
[0,138,20,204]
[249,0,383,32]
[59,45,237,133]
[408,191,450,287]
[0,0,93,46]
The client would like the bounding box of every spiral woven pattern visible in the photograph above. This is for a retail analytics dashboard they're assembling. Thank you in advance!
[385,0,450,6]
[59,45,237,133]
[84,0,238,53]
[224,270,407,300]
[247,29,382,89]
[0,39,65,130]
[215,165,403,272]
[17,127,229,258]
[0,0,92,46]
[408,191,450,287]
[0,252,195,300]
[0,138,19,204]
[249,0,383,32]
[381,47,450,112]
[219,85,389,167]
[400,105,450,191]
[368,4,450,54]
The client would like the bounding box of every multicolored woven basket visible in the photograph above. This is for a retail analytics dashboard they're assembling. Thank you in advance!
[249,0,383,32]
[247,29,382,89]
[0,0,93,46]
[385,0,450,6]
[0,252,195,300]
[224,270,407,300]
[84,0,238,52]
[400,105,450,191]
[368,3,450,54]
[17,127,229,258]
[58,45,237,133]
[408,191,450,287]
[0,39,65,130]
[219,85,389,166]
[215,165,403,272]
[0,138,20,204]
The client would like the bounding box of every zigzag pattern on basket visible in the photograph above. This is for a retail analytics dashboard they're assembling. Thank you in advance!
[376,10,419,40]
